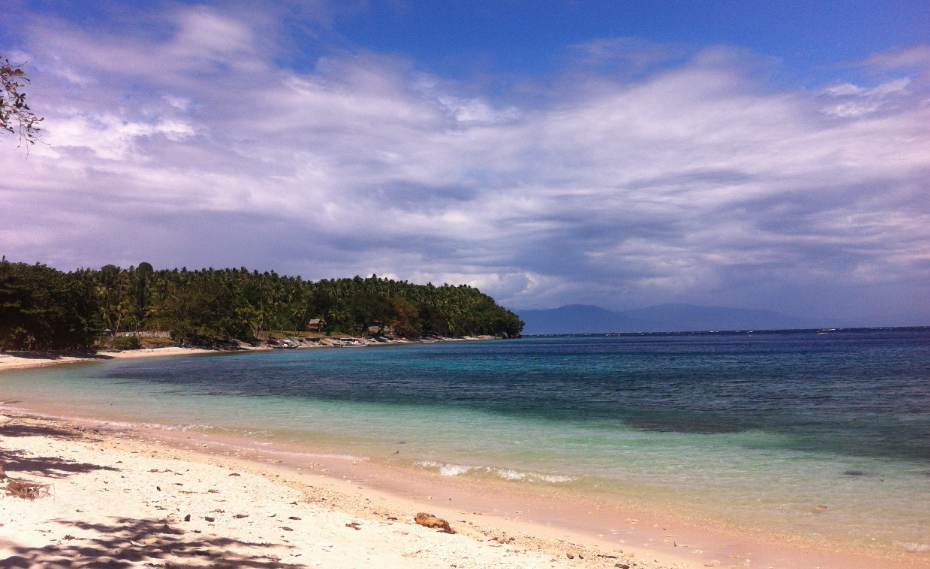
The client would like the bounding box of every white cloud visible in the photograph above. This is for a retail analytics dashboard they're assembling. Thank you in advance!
[436,96,521,124]
[163,95,192,111]
[1,8,929,321]
[44,115,195,160]
[861,44,930,79]
[820,78,912,117]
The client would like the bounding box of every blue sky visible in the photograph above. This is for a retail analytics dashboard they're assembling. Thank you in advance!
[2,1,929,324]
[333,1,928,77]
[24,0,927,77]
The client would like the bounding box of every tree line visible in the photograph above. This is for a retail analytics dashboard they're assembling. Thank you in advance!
[0,258,524,351]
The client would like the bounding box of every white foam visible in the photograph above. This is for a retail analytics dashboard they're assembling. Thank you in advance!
[268,449,370,461]
[416,460,480,476]
[415,461,575,483]
[492,468,575,483]
[416,460,470,475]
[495,468,526,480]
[894,541,930,552]
[439,463,475,476]
[532,473,577,483]
[140,422,214,432]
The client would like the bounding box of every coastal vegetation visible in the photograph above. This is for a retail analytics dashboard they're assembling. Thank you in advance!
[0,258,524,351]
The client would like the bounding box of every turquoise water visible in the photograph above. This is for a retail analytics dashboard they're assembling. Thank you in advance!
[2,330,929,552]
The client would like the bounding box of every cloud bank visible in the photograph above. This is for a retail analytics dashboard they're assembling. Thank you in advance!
[2,6,929,323]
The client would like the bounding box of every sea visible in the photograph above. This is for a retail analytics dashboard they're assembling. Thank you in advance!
[2,328,929,556]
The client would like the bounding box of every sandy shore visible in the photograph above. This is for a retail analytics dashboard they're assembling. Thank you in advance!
[0,412,682,569]
[0,349,691,569]
[2,350,927,569]
[0,347,215,373]
[0,337,499,373]
[1,417,926,569]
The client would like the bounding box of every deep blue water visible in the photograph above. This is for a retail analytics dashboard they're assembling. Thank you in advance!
[109,328,930,463]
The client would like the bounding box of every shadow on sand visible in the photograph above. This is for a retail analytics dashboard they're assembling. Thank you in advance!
[0,448,119,479]
[0,420,119,479]
[0,516,303,568]
[0,421,93,441]
[0,351,113,361]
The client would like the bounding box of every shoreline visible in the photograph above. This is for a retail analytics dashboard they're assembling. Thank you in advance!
[0,347,216,373]
[0,335,506,373]
[2,350,928,568]
[0,410,688,569]
[2,409,927,569]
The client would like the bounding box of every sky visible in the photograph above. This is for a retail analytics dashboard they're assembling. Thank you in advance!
[1,0,929,324]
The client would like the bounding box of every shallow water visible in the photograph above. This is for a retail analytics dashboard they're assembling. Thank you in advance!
[3,329,929,553]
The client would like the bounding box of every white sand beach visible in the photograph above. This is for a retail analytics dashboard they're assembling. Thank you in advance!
[0,412,682,569]
[0,348,214,373]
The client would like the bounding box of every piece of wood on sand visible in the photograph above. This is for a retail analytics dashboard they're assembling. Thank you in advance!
[415,512,455,534]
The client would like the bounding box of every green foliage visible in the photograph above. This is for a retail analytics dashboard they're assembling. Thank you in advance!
[0,258,99,350]
[0,259,523,349]
[113,336,142,350]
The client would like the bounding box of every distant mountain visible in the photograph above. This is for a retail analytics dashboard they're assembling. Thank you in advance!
[517,303,818,334]
[516,305,646,335]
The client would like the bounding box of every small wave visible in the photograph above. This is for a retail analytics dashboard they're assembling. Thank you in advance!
[90,420,216,433]
[495,469,576,483]
[141,422,215,432]
[894,541,930,552]
[416,460,470,476]
[262,449,370,462]
[415,461,575,483]
[442,463,473,476]
[0,406,211,433]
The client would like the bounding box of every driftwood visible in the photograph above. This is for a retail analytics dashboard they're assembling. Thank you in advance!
[414,512,455,534]
[4,478,51,500]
